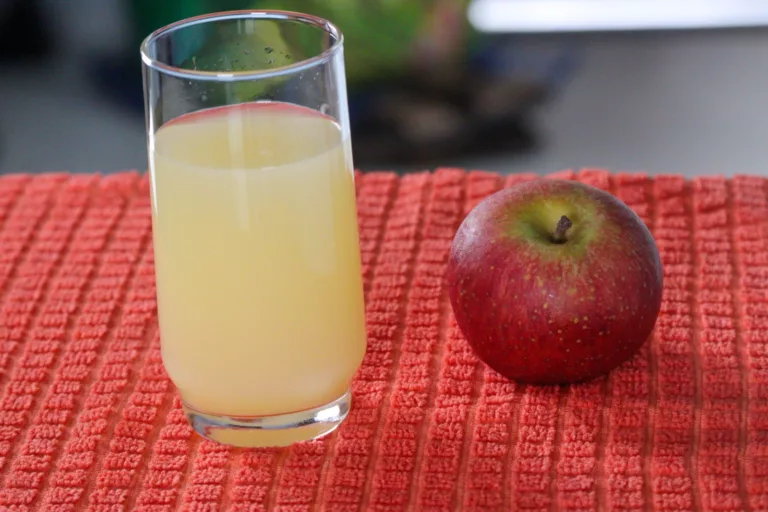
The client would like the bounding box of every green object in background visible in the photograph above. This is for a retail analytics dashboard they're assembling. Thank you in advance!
[129,0,472,88]
[177,18,299,104]
[254,0,429,85]
[130,0,290,105]
[130,0,253,47]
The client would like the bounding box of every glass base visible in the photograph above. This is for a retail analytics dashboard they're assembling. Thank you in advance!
[182,390,351,448]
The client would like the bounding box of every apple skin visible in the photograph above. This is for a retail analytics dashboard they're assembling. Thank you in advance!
[447,179,663,385]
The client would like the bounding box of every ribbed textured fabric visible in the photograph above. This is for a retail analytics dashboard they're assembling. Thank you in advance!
[0,168,764,511]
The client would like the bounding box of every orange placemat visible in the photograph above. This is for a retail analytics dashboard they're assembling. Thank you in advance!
[0,168,765,511]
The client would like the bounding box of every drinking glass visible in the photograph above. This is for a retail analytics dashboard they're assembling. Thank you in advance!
[140,11,366,448]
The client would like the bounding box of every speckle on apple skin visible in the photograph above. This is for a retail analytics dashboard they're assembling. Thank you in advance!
[447,179,663,385]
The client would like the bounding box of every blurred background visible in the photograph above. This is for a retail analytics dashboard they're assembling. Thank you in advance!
[1,0,767,177]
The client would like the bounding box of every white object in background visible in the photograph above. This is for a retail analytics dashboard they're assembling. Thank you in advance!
[468,0,768,33]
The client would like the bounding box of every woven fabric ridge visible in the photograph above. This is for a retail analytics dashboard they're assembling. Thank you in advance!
[0,168,764,511]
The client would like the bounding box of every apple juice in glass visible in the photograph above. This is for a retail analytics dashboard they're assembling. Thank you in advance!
[141,11,366,447]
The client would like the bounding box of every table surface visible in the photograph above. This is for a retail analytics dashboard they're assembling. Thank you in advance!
[0,168,765,511]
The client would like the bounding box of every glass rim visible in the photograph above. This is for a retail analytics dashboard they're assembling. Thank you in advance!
[140,9,344,83]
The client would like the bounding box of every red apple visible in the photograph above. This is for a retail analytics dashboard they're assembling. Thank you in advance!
[447,179,663,384]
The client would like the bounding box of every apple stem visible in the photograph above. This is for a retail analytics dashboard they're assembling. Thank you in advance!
[552,215,572,243]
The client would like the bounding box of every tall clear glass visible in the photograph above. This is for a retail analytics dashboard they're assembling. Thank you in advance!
[140,11,366,448]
